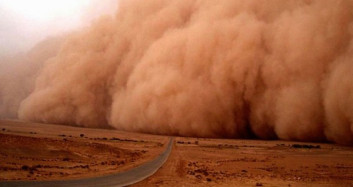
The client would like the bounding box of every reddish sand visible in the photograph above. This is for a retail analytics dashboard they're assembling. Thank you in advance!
[0,120,167,181]
[1,120,353,186]
[134,137,353,186]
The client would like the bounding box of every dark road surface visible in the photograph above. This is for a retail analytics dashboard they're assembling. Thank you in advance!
[0,138,174,187]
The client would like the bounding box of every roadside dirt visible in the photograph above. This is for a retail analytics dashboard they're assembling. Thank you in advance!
[2,120,353,186]
[0,120,167,181]
[134,137,353,186]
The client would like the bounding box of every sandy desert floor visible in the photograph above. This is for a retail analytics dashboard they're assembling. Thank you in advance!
[1,120,353,186]
[134,137,353,186]
[0,120,167,181]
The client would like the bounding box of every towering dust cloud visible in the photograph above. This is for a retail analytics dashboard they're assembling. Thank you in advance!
[0,37,64,119]
[2,0,353,145]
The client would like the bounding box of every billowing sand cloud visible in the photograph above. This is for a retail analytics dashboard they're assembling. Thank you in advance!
[2,0,353,145]
[0,36,64,119]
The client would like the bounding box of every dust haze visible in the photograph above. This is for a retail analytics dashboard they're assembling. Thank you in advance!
[1,0,353,145]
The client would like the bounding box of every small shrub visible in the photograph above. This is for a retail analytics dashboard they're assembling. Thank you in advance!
[291,144,321,149]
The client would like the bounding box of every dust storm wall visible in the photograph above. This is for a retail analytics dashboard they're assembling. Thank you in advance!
[2,0,353,145]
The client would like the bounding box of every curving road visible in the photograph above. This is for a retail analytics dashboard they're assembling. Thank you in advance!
[0,138,174,187]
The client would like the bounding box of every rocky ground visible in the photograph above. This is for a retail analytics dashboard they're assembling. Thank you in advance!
[0,120,167,181]
[134,137,353,186]
[1,120,353,186]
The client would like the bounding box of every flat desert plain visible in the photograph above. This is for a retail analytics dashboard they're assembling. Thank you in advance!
[0,120,167,181]
[1,120,353,186]
[134,137,353,186]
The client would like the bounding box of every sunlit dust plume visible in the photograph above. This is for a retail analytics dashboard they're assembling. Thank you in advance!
[1,0,353,145]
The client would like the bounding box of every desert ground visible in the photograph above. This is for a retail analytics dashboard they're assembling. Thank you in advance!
[0,120,167,181]
[134,138,353,187]
[1,120,353,186]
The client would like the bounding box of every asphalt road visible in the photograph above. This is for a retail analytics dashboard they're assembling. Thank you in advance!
[0,137,174,187]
